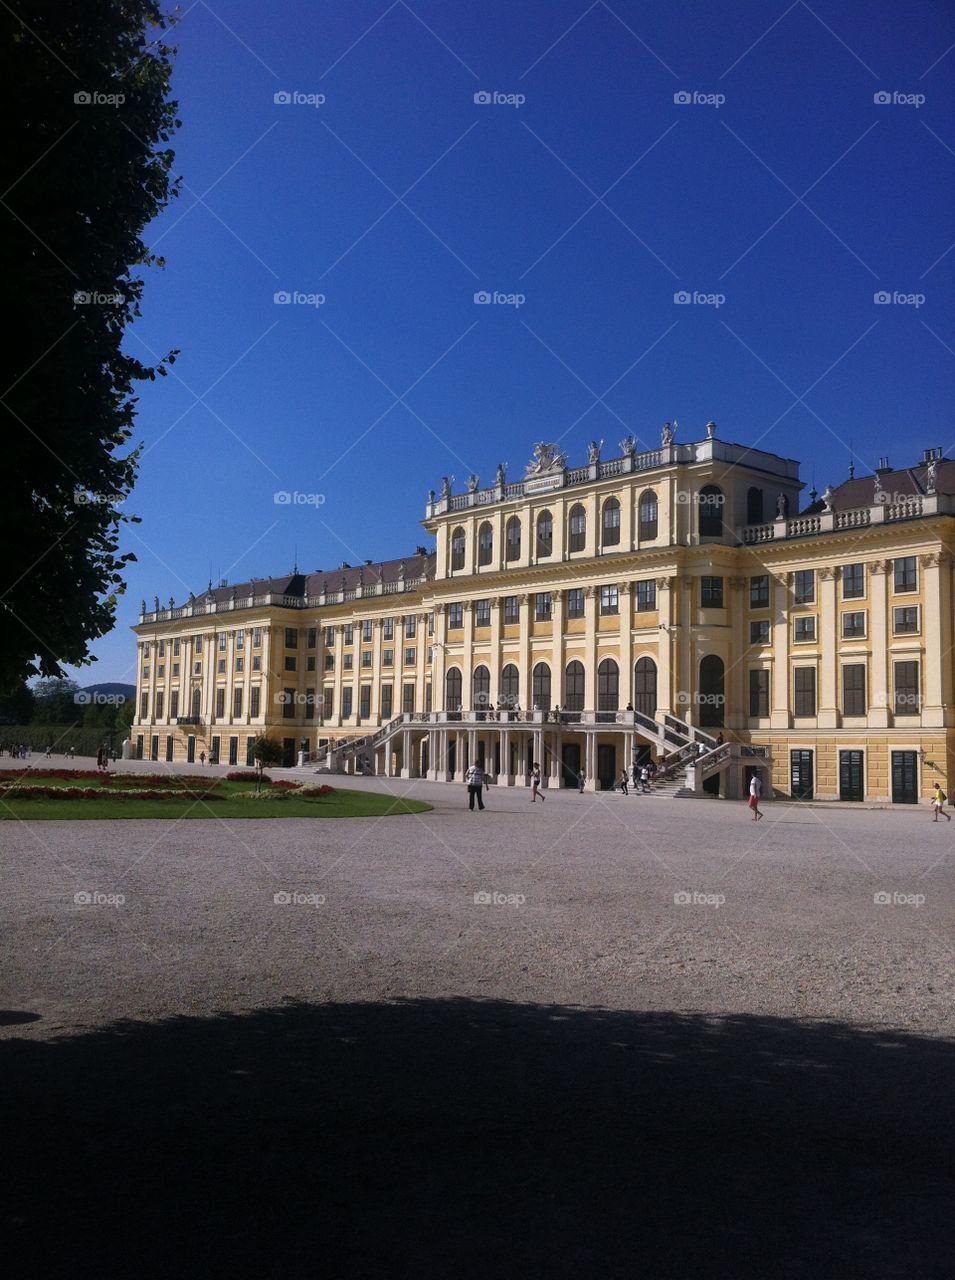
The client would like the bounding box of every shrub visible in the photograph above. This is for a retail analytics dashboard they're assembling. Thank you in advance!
[226,770,272,783]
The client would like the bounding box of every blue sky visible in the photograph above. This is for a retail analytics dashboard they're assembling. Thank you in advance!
[73,0,954,684]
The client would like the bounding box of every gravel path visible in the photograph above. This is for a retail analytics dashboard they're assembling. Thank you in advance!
[1,771,952,1277]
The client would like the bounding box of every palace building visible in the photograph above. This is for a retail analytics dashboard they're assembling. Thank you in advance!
[132,424,955,803]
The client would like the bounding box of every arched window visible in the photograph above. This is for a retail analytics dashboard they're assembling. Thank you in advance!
[472,664,490,710]
[191,686,201,719]
[638,490,658,541]
[602,497,621,546]
[532,662,551,710]
[568,503,586,552]
[536,510,553,557]
[450,526,465,571]
[505,516,521,562]
[500,663,520,707]
[746,487,763,525]
[477,521,493,566]
[699,655,725,727]
[597,658,619,711]
[565,660,585,712]
[445,667,462,712]
[698,485,724,537]
[634,656,657,717]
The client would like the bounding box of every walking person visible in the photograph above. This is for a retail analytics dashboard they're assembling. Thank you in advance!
[931,782,951,823]
[199,750,206,767]
[619,769,629,796]
[748,772,763,822]
[530,762,545,802]
[577,768,585,794]
[465,761,486,811]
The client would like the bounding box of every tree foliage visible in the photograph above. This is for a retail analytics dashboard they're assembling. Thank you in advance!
[250,736,284,768]
[1,2,180,692]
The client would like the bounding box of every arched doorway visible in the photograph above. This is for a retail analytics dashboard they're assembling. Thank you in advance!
[698,655,725,727]
[634,656,657,717]
[532,662,551,710]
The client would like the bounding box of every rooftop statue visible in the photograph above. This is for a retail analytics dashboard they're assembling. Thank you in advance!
[587,439,603,464]
[525,442,566,476]
[661,421,673,446]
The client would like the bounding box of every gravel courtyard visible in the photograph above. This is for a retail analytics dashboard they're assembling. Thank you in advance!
[1,772,953,1277]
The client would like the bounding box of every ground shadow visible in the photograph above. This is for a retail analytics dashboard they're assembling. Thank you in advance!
[2,999,952,1278]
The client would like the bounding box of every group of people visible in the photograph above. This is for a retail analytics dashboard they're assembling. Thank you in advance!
[95,746,112,771]
[0,743,33,759]
[463,760,548,809]
[616,759,663,795]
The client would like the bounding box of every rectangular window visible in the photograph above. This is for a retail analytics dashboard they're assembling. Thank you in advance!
[215,687,225,718]
[172,663,180,677]
[170,690,179,720]
[750,620,770,644]
[194,662,201,676]
[750,575,770,608]
[233,688,242,719]
[343,654,353,671]
[794,616,816,643]
[894,556,917,592]
[793,570,815,604]
[173,638,181,656]
[701,576,724,608]
[284,656,296,672]
[253,628,262,647]
[252,655,261,672]
[794,667,816,717]
[566,588,584,619]
[325,654,335,670]
[155,691,164,719]
[285,628,298,648]
[323,626,334,647]
[307,627,316,648]
[306,656,315,672]
[842,611,866,638]
[233,656,244,674]
[893,606,919,634]
[381,684,393,718]
[157,665,165,678]
[305,689,315,721]
[362,619,373,642]
[383,618,394,640]
[749,669,769,717]
[635,580,656,612]
[448,602,463,629]
[842,664,866,716]
[535,592,552,621]
[359,686,370,719]
[195,637,203,655]
[158,639,165,657]
[322,688,333,720]
[404,647,416,666]
[894,661,920,715]
[341,688,353,719]
[218,633,227,651]
[382,649,394,667]
[475,599,491,628]
[217,659,226,675]
[361,651,372,668]
[250,686,261,717]
[143,667,150,679]
[504,596,519,624]
[403,682,415,713]
[235,630,244,649]
[344,624,353,645]
[404,615,417,639]
[842,563,864,599]
[600,585,618,616]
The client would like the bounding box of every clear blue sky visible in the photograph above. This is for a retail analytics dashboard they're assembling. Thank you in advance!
[72,0,955,685]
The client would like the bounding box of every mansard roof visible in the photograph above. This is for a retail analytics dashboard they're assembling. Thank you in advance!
[802,458,954,514]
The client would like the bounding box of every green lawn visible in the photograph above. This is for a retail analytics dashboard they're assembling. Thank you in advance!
[0,776,431,820]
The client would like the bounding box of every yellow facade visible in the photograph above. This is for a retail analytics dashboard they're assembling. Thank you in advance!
[132,430,955,802]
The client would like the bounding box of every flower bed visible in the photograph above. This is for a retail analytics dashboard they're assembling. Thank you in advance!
[0,786,227,801]
[1,769,218,789]
[226,770,272,783]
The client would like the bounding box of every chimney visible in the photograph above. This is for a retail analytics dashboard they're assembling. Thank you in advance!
[341,561,350,569]
[415,545,426,555]
[923,446,942,463]
[876,456,890,473]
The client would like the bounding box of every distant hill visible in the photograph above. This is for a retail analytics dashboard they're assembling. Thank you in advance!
[81,683,135,702]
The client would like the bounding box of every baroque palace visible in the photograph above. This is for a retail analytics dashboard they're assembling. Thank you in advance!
[133,424,955,802]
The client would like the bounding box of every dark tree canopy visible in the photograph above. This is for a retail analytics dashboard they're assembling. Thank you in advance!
[1,2,180,692]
